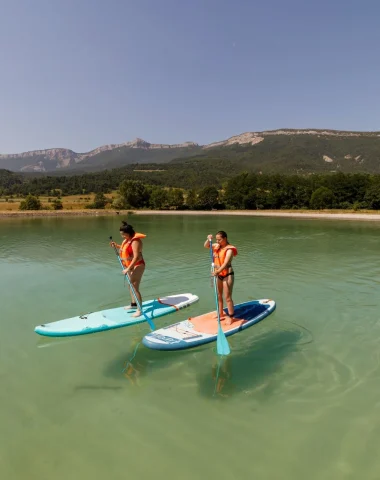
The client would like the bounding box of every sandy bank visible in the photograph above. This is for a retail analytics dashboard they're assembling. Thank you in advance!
[133,210,380,221]
[1,209,380,221]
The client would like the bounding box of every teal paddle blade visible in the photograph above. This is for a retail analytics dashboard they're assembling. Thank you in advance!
[217,324,230,356]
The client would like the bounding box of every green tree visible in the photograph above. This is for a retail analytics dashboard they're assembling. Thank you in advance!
[94,192,108,208]
[52,199,63,210]
[93,192,107,209]
[167,188,184,209]
[19,194,42,210]
[197,186,219,210]
[86,192,108,209]
[310,187,335,209]
[224,172,257,209]
[112,195,127,209]
[243,191,259,209]
[185,189,198,209]
[119,180,150,208]
[364,185,380,209]
[149,187,168,209]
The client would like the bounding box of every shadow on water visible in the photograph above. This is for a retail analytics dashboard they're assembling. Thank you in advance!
[102,335,200,384]
[197,329,303,400]
[74,385,124,391]
[85,323,309,395]
[73,336,152,392]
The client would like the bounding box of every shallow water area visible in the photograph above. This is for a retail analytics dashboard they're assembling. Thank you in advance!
[1,214,380,479]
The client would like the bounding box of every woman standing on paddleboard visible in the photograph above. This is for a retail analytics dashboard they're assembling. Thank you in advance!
[110,221,146,318]
[204,231,238,325]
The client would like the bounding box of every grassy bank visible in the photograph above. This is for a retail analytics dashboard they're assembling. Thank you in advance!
[0,193,116,212]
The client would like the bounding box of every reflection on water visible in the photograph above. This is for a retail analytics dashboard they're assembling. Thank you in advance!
[122,340,144,387]
[198,329,303,399]
[2,215,380,479]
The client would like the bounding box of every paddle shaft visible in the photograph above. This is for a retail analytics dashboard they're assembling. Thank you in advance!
[209,241,221,318]
[208,239,230,355]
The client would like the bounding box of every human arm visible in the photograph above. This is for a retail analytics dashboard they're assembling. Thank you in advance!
[204,234,213,249]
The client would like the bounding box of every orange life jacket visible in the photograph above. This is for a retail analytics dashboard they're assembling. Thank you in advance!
[213,244,238,276]
[119,233,146,268]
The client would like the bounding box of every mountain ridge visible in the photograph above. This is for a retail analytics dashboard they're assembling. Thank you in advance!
[1,128,380,173]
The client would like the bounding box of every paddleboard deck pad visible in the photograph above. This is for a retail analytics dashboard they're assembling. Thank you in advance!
[34,293,199,337]
[142,299,276,351]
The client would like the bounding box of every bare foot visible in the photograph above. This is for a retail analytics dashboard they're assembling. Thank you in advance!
[132,311,142,318]
[124,305,136,311]
[224,315,234,326]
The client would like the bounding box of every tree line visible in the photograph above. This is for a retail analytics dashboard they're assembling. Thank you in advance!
[0,159,239,197]
[2,168,380,210]
[114,173,380,210]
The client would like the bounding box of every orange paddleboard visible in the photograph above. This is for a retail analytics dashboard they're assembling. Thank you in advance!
[142,299,276,351]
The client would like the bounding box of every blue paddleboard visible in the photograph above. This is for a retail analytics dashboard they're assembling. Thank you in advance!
[34,293,199,337]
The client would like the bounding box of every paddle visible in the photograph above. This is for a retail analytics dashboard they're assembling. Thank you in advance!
[208,238,230,356]
[109,236,155,331]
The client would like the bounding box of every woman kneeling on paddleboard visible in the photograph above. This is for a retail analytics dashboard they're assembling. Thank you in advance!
[110,221,146,317]
[204,231,238,325]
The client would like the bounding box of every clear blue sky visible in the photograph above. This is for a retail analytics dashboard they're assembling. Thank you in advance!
[1,0,379,153]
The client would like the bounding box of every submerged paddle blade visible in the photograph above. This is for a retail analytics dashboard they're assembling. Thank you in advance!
[217,325,231,356]
[145,316,156,331]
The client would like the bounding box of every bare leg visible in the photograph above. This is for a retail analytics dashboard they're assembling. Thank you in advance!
[217,277,225,320]
[223,275,235,325]
[127,265,145,317]
[128,288,136,306]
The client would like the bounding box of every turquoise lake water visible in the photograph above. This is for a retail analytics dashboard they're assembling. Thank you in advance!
[1,214,380,479]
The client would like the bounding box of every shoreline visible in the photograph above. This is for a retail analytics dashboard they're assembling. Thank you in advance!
[1,208,380,221]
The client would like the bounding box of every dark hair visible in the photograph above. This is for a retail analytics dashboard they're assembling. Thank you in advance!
[216,230,228,239]
[119,221,135,236]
